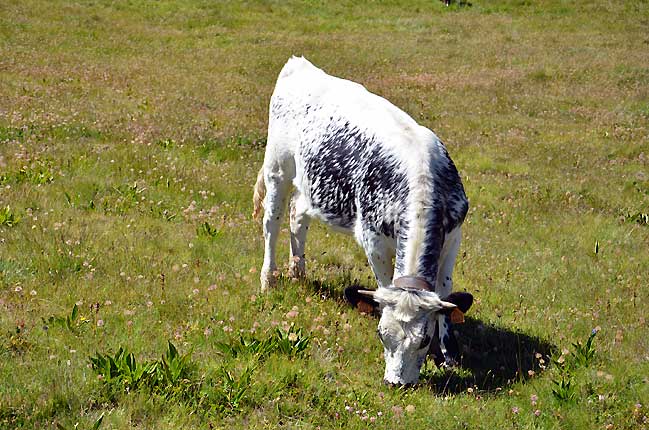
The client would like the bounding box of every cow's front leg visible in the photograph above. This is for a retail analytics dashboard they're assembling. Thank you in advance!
[261,171,290,291]
[435,315,459,367]
[288,191,311,279]
[435,227,462,366]
[357,226,395,289]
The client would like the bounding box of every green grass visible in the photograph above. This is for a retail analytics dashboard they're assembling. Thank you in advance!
[1,0,648,428]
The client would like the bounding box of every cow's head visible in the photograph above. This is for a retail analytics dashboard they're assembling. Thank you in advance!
[348,277,473,386]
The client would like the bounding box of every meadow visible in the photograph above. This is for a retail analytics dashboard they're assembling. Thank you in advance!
[1,0,648,428]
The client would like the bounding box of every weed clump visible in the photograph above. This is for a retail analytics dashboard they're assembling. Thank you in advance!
[215,326,311,360]
[88,327,311,416]
[550,329,598,403]
[43,304,90,335]
[90,341,197,401]
[0,206,20,227]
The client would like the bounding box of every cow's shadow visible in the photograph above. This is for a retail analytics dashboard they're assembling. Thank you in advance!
[304,278,556,395]
[422,317,555,394]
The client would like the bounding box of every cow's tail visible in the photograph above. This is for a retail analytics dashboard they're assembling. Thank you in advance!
[252,167,266,221]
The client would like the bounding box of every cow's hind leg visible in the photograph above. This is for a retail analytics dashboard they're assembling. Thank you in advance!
[435,226,462,366]
[260,168,292,291]
[288,191,311,279]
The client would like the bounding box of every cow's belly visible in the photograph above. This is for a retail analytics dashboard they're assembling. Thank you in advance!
[304,200,356,235]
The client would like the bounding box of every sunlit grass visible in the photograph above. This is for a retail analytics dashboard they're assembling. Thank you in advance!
[1,0,648,428]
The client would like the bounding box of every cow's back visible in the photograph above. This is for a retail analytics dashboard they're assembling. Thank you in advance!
[267,57,466,239]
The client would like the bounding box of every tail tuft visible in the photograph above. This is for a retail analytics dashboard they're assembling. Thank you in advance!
[252,167,266,220]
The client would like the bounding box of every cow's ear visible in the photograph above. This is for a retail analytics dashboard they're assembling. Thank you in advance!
[344,286,380,315]
[440,292,473,314]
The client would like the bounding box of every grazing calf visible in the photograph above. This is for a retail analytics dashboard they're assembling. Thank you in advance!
[253,57,472,385]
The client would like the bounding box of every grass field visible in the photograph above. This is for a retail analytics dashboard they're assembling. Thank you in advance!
[1,0,648,428]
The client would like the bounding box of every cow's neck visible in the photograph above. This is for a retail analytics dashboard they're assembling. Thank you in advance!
[394,197,444,286]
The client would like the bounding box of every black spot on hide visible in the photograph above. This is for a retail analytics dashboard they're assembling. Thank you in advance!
[301,119,409,236]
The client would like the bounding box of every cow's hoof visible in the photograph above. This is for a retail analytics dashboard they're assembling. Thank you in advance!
[440,356,459,369]
[288,257,306,279]
[260,270,278,292]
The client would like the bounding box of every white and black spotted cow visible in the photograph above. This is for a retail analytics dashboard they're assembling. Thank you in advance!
[253,56,473,386]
